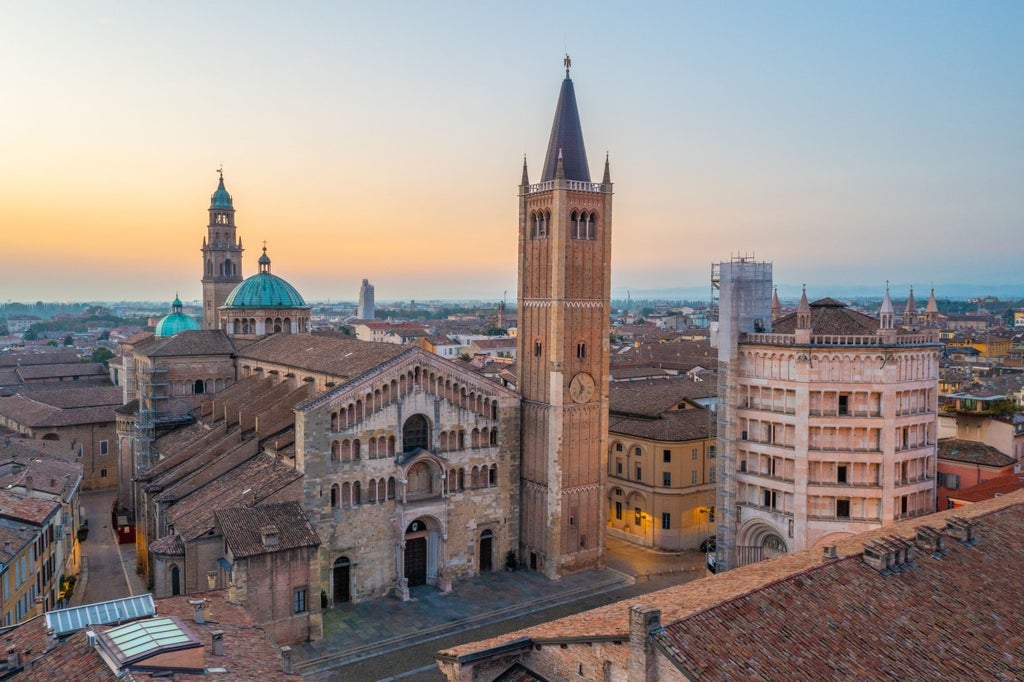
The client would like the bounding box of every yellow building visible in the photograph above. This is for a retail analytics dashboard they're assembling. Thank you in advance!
[0,491,62,626]
[606,377,717,550]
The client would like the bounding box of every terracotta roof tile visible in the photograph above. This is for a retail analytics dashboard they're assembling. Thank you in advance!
[937,438,1016,467]
[215,501,320,558]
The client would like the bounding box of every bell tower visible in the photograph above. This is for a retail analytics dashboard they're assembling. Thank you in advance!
[201,170,244,329]
[516,57,613,579]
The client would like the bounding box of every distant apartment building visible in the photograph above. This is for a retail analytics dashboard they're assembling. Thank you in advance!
[713,258,942,571]
[358,278,376,320]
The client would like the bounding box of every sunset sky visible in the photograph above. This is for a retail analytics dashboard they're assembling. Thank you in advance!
[2,3,1022,304]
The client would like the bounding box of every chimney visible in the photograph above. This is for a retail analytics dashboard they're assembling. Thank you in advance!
[211,630,225,656]
[945,517,977,546]
[628,605,661,682]
[861,539,893,574]
[32,596,44,618]
[261,525,280,550]
[916,526,947,559]
[49,477,56,489]
[6,644,19,670]
[822,545,837,560]
[3,542,10,555]
[281,645,293,675]
[45,627,58,652]
[24,476,32,493]
[189,598,208,624]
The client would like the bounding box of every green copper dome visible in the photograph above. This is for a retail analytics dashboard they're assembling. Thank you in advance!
[155,297,201,337]
[210,174,233,209]
[223,248,306,309]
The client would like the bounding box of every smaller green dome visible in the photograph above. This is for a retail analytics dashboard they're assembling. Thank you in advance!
[210,174,233,209]
[156,312,201,337]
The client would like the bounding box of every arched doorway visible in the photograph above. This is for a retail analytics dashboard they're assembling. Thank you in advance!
[170,565,181,596]
[404,520,428,586]
[478,530,494,573]
[333,556,351,603]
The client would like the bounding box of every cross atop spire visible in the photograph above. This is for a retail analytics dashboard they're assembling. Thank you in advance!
[564,53,571,77]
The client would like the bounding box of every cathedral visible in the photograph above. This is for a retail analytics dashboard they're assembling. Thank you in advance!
[116,61,611,642]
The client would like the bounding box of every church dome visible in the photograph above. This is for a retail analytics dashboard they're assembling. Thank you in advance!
[155,296,201,337]
[223,248,306,309]
[210,174,233,209]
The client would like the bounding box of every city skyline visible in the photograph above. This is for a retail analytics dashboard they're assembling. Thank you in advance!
[3,3,1022,303]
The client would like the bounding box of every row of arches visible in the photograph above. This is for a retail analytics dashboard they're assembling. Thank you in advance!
[228,317,297,335]
[173,378,229,396]
[570,210,597,240]
[331,436,397,462]
[205,258,236,278]
[328,462,500,508]
[529,209,600,240]
[330,367,499,432]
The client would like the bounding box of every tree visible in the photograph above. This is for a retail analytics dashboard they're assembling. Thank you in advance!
[97,330,110,341]
[23,328,39,341]
[90,347,115,367]
[63,334,74,346]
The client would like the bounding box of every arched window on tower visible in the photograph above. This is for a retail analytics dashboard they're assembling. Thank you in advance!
[530,212,539,239]
[586,212,597,240]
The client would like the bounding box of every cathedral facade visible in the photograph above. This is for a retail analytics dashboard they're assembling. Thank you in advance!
[117,62,613,642]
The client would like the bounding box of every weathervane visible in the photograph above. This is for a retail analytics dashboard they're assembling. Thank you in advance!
[217,164,224,178]
[564,53,571,77]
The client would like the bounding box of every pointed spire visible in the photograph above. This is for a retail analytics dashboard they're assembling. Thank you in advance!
[904,287,917,320]
[521,155,530,187]
[771,286,781,321]
[210,170,233,209]
[541,60,590,182]
[926,286,938,314]
[796,285,811,330]
[602,152,611,184]
[555,148,565,180]
[880,282,894,331]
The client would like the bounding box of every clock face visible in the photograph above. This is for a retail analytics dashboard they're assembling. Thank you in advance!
[569,372,596,403]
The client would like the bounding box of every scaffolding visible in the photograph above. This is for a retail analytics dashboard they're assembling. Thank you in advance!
[136,366,170,475]
[712,257,772,573]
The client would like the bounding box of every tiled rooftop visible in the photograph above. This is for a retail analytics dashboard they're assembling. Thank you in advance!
[216,501,320,558]
[440,491,1024,681]
[937,438,1016,467]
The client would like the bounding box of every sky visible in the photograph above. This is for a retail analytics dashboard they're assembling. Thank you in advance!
[2,2,1022,305]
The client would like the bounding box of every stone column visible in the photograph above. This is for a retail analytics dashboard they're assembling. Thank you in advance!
[628,605,661,682]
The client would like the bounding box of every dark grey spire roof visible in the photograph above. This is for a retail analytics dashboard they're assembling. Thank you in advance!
[541,76,590,182]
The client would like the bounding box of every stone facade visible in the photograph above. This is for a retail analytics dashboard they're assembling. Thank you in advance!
[296,350,521,603]
[715,283,943,569]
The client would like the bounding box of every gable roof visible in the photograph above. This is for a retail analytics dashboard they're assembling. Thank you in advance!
[237,332,407,381]
[439,491,1024,681]
[216,501,320,558]
[937,438,1015,467]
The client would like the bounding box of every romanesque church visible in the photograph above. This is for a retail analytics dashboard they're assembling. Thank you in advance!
[115,61,611,643]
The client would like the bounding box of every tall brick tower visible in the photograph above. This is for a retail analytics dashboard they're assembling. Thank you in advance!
[201,170,244,329]
[517,57,613,579]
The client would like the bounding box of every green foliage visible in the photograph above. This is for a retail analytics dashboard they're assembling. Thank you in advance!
[63,334,74,346]
[485,327,507,336]
[459,353,472,362]
[90,347,115,366]
[46,340,58,347]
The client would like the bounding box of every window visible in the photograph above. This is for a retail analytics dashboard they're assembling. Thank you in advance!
[488,465,497,486]
[838,394,849,416]
[615,459,622,475]
[615,443,623,452]
[534,340,543,357]
[938,472,960,490]
[661,513,671,530]
[837,465,848,484]
[99,440,109,455]
[763,489,778,509]
[293,588,307,614]
[709,467,716,483]
[691,470,698,485]
[100,468,108,478]
[576,342,586,359]
[691,448,698,461]
[740,460,747,472]
[836,499,850,519]
[709,445,716,458]
[635,466,642,481]
[615,501,622,520]
[663,450,671,463]
[662,472,671,487]
[634,507,642,525]
[402,414,430,453]
[634,447,642,456]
